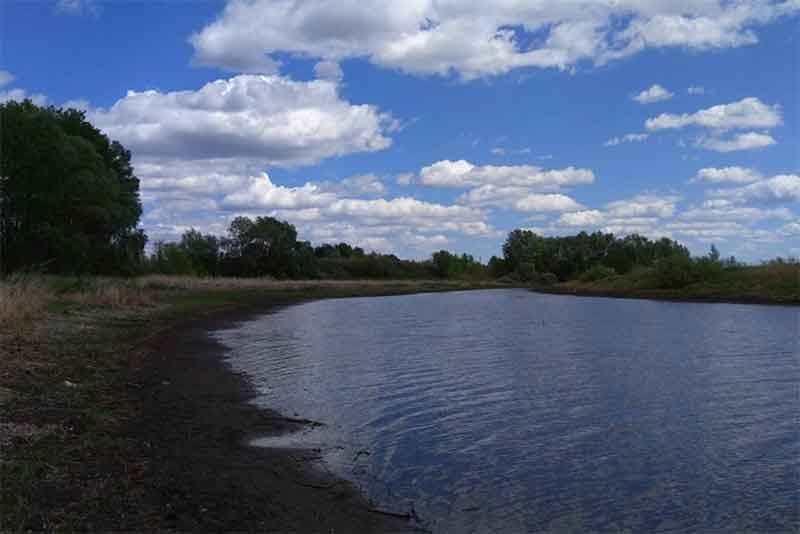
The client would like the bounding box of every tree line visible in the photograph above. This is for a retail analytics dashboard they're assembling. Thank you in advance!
[1,100,774,288]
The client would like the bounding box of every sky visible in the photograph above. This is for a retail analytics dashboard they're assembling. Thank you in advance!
[1,0,798,262]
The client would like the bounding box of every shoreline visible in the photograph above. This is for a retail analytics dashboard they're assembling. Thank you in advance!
[2,280,506,532]
[5,278,794,531]
[141,297,415,533]
[532,285,800,307]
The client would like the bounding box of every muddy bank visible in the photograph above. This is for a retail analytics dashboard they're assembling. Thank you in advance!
[532,285,799,306]
[140,299,416,533]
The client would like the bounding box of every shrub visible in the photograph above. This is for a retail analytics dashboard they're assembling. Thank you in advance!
[580,265,617,282]
[515,262,537,282]
[536,272,559,286]
[692,257,724,282]
[655,254,694,289]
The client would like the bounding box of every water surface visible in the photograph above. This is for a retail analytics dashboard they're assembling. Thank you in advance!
[214,290,799,533]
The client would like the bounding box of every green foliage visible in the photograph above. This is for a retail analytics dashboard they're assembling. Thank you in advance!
[654,254,695,289]
[180,229,220,276]
[515,261,537,282]
[0,100,144,276]
[501,229,689,281]
[534,272,559,286]
[431,250,488,279]
[488,256,509,278]
[151,242,195,275]
[580,265,617,282]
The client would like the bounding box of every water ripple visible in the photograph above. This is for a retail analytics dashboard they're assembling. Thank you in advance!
[214,290,800,533]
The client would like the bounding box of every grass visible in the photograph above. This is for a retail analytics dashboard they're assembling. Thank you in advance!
[544,262,800,305]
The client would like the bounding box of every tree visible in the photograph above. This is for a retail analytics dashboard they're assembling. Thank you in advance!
[502,230,540,273]
[179,229,220,277]
[0,100,144,276]
[220,216,304,277]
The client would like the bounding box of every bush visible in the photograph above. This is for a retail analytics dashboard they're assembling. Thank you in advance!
[535,272,559,286]
[692,257,724,282]
[655,254,694,289]
[580,265,617,282]
[515,262,537,282]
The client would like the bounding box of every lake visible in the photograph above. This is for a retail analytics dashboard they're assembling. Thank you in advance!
[214,289,799,533]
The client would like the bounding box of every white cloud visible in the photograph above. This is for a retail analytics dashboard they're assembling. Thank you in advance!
[645,97,782,131]
[687,86,706,95]
[396,173,414,185]
[189,0,800,80]
[313,60,343,82]
[606,194,680,218]
[223,173,336,210]
[457,185,583,213]
[679,205,793,221]
[514,194,583,213]
[780,222,800,236]
[90,74,394,167]
[558,210,606,227]
[0,88,48,106]
[333,174,387,196]
[604,133,649,146]
[692,166,761,184]
[417,159,594,190]
[62,98,90,111]
[695,132,776,152]
[633,84,673,104]
[710,174,800,204]
[0,71,14,88]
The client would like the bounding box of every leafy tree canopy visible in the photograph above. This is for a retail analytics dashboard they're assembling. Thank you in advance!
[0,100,144,275]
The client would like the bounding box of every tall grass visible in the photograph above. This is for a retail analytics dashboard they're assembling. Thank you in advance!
[134,274,449,291]
[0,276,51,328]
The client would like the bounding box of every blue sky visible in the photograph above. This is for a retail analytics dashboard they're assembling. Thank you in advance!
[2,0,798,261]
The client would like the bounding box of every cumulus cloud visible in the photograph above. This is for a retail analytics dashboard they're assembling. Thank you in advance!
[695,132,776,152]
[323,174,387,196]
[558,210,606,227]
[710,174,800,204]
[604,133,649,146]
[606,194,680,218]
[189,0,800,80]
[514,194,583,213]
[417,159,594,189]
[679,205,793,221]
[0,84,48,106]
[223,173,336,209]
[3,91,48,106]
[90,74,394,167]
[645,97,781,131]
[692,166,761,184]
[633,84,673,104]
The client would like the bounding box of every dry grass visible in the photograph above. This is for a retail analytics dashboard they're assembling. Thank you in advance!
[0,275,477,330]
[62,279,153,309]
[0,276,52,328]
[134,274,454,291]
